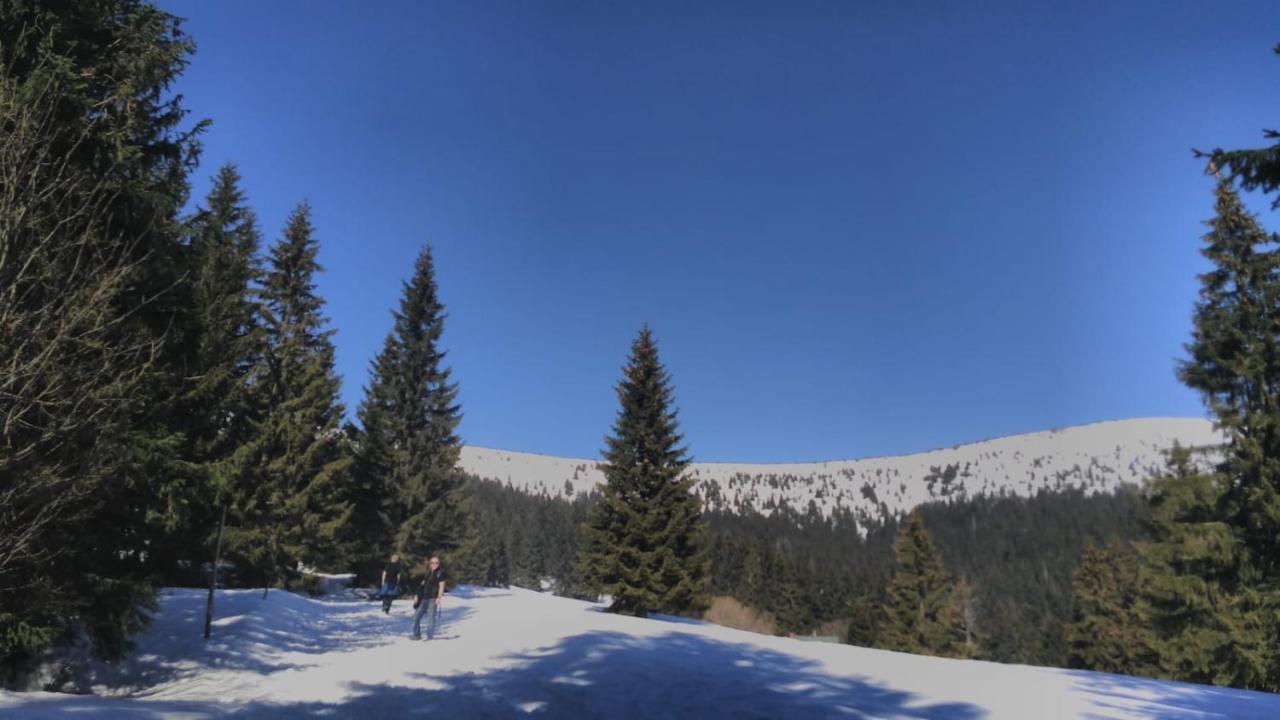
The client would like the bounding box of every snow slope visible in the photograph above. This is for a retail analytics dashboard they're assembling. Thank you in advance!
[3,586,1274,719]
[460,417,1223,523]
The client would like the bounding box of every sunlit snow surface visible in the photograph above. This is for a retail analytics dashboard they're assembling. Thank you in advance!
[3,586,1276,719]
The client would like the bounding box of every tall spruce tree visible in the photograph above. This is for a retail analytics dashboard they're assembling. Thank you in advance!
[1181,179,1280,578]
[0,0,201,673]
[355,244,467,578]
[1165,177,1280,689]
[234,203,353,590]
[578,326,709,617]
[166,165,267,584]
[879,512,964,657]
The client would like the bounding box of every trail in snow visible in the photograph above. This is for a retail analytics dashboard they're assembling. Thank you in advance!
[1,586,1276,719]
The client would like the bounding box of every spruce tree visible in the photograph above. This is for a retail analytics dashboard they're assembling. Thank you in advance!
[1181,179,1280,576]
[1165,177,1280,689]
[578,326,709,617]
[165,165,267,583]
[1066,541,1150,675]
[1136,445,1266,687]
[845,592,883,647]
[236,203,353,589]
[355,244,468,578]
[879,512,963,657]
[0,0,200,672]
[1205,44,1280,207]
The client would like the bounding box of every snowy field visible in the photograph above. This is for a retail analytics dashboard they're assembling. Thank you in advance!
[2,586,1277,719]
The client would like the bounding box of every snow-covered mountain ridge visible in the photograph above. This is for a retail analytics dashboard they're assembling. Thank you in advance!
[459,417,1223,523]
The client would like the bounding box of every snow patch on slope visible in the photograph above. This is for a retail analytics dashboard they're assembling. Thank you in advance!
[459,418,1222,522]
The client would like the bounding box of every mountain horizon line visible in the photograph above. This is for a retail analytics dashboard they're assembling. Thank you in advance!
[460,415,1219,467]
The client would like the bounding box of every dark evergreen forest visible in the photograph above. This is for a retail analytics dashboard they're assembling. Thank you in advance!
[463,474,1151,668]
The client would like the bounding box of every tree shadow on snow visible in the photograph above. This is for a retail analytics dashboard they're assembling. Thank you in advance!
[67,591,473,696]
[251,631,982,719]
[1064,669,1277,720]
[446,586,511,600]
[1,604,482,720]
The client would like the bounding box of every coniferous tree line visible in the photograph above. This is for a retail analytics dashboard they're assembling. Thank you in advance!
[461,470,1155,667]
[705,505,894,635]
[711,485,1154,664]
[1,0,204,676]
[0,0,704,679]
[916,486,1153,664]
[464,478,597,594]
[0,1,469,682]
[0,2,709,681]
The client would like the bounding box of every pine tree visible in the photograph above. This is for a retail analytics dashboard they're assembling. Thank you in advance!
[0,0,201,672]
[235,204,353,589]
[1065,541,1150,675]
[578,326,709,617]
[355,244,468,577]
[879,512,963,657]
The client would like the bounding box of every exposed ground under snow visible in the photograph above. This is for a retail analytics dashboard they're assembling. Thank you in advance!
[3,586,1275,719]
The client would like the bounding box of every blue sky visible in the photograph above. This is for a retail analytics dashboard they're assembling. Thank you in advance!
[163,1,1278,462]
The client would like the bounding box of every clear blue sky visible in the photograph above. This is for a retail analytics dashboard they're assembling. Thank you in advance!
[163,0,1278,462]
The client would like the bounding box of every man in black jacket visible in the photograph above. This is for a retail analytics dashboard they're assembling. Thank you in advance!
[380,553,401,614]
[411,555,447,640]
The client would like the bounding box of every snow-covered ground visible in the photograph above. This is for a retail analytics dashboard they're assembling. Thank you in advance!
[4,585,1275,719]
[461,417,1223,523]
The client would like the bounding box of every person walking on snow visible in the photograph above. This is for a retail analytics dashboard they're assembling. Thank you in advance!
[411,555,447,640]
[380,553,402,614]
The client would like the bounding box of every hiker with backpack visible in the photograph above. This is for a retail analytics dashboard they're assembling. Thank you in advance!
[410,554,447,640]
